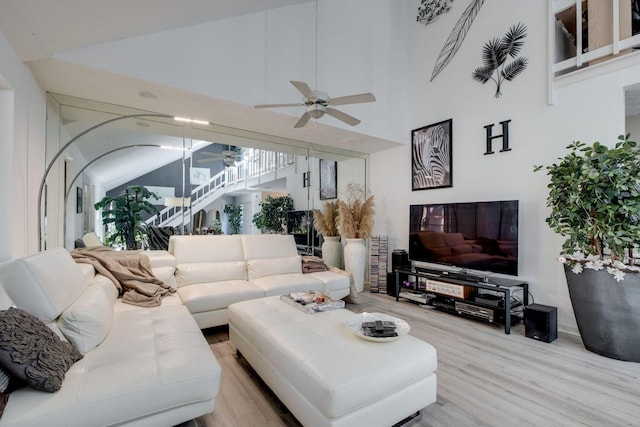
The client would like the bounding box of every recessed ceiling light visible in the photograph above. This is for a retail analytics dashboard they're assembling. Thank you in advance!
[138,90,158,99]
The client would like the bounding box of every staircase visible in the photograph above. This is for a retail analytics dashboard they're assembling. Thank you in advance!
[146,150,295,228]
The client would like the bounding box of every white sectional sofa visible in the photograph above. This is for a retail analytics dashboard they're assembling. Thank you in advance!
[0,234,352,427]
[0,247,221,427]
[157,234,352,329]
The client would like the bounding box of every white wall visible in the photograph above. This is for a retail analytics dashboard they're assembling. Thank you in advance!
[52,1,407,144]
[371,0,640,333]
[0,27,46,259]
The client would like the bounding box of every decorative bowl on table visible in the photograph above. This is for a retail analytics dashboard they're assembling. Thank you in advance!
[344,312,411,342]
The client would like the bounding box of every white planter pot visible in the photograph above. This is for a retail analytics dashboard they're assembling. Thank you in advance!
[344,238,366,293]
[321,236,343,268]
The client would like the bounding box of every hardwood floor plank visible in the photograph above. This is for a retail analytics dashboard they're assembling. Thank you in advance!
[185,292,640,427]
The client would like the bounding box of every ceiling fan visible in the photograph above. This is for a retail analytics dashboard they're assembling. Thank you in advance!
[255,81,376,128]
[196,146,241,167]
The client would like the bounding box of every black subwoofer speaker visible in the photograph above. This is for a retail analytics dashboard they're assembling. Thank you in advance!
[388,250,410,296]
[525,303,558,343]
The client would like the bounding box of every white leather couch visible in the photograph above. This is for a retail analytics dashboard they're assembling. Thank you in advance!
[154,234,351,329]
[0,248,221,427]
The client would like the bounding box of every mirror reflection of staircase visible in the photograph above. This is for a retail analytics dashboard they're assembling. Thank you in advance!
[146,149,295,229]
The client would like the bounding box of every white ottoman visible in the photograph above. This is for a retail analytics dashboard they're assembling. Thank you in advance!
[228,296,437,427]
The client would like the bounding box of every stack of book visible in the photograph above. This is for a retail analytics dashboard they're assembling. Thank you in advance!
[369,235,388,293]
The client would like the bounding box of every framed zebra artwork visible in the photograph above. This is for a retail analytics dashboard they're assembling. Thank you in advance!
[411,119,452,191]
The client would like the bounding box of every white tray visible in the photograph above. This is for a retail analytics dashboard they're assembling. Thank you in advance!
[345,312,411,342]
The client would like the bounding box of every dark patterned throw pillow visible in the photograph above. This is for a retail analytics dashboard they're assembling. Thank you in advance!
[0,308,83,392]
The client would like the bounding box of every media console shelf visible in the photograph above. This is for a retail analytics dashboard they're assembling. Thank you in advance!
[395,267,528,334]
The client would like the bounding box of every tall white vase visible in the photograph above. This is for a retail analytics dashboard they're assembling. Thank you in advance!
[321,236,343,268]
[344,238,366,293]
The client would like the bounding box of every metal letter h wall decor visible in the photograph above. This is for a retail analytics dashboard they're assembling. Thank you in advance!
[484,120,511,155]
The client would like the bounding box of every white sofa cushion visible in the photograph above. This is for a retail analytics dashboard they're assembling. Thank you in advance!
[250,273,324,296]
[169,235,244,264]
[0,247,87,323]
[177,281,264,313]
[76,263,96,285]
[57,276,118,353]
[306,270,351,297]
[241,234,299,259]
[176,261,247,286]
[247,255,301,280]
[145,250,177,269]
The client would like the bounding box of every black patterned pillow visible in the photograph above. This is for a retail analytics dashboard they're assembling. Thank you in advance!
[0,308,83,392]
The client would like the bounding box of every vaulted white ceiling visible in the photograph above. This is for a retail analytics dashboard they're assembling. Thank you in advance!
[0,0,404,190]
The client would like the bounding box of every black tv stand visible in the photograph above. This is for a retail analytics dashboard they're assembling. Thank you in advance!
[394,267,528,334]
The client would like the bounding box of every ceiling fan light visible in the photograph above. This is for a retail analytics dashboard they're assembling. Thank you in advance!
[308,109,324,119]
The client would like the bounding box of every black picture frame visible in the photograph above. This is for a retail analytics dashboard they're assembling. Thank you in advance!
[411,118,453,191]
[319,159,337,200]
[76,187,83,213]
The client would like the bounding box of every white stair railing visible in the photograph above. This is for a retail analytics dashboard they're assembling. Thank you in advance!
[146,149,295,227]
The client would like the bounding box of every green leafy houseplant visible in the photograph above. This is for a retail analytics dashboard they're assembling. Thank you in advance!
[252,195,294,234]
[94,185,160,250]
[535,134,640,281]
[223,204,242,234]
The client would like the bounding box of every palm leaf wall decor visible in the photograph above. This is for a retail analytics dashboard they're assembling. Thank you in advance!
[472,22,528,98]
[430,0,485,82]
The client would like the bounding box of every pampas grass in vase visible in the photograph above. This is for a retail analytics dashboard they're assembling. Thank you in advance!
[337,184,375,239]
[338,184,375,293]
[313,201,342,268]
[312,201,339,238]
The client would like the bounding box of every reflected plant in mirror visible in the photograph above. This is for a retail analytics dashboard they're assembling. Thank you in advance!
[94,185,160,250]
[252,195,294,234]
[312,201,340,238]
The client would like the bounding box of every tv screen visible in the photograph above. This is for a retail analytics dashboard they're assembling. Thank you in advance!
[409,200,519,276]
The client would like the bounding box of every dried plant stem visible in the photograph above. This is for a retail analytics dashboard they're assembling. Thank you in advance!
[338,195,375,239]
[312,201,339,237]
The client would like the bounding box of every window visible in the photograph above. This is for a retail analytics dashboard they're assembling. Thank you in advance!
[553,0,640,77]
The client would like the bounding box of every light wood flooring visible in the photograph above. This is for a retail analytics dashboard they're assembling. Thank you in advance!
[177,292,640,427]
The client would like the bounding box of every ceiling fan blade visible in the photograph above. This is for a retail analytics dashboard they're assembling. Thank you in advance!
[197,158,218,163]
[290,81,316,100]
[325,107,361,126]
[294,112,311,128]
[255,103,305,109]
[329,93,376,106]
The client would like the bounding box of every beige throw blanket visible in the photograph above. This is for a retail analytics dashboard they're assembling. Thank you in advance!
[71,247,175,307]
[301,255,327,273]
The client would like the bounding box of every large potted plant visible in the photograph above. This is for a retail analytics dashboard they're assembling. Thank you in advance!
[94,185,160,250]
[535,134,640,361]
[252,195,294,234]
[223,203,242,234]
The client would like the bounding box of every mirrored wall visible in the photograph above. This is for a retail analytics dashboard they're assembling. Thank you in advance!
[43,93,368,255]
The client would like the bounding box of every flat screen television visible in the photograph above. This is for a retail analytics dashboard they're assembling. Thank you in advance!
[287,210,320,248]
[409,200,519,276]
